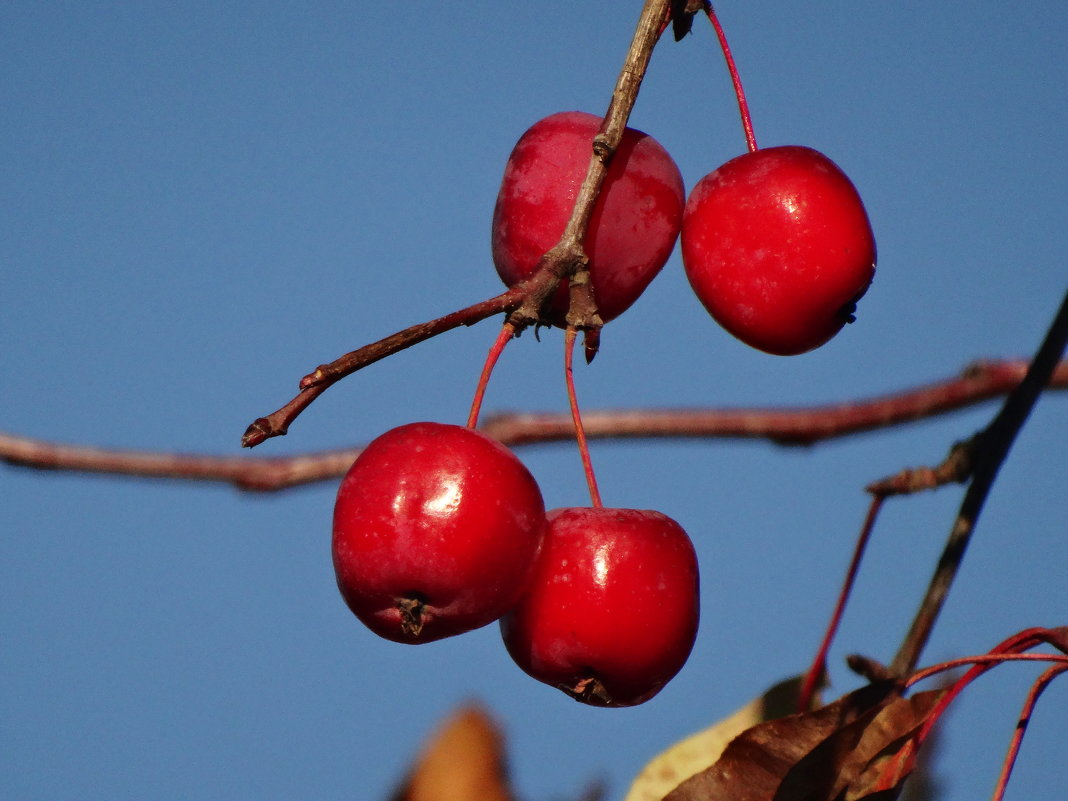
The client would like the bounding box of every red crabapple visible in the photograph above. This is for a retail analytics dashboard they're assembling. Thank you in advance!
[492,111,685,325]
[500,507,700,707]
[332,422,546,643]
[681,145,876,355]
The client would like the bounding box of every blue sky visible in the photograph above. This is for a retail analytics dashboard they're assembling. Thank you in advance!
[2,2,1065,799]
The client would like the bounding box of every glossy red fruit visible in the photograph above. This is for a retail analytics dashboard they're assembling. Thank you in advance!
[492,110,685,325]
[500,507,700,707]
[332,422,546,644]
[681,145,876,355]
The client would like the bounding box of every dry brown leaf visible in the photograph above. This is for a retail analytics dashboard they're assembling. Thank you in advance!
[389,703,512,801]
[842,691,945,800]
[663,681,899,801]
[623,676,808,801]
[772,689,944,801]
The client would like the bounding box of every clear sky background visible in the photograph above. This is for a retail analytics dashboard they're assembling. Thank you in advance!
[2,2,1066,799]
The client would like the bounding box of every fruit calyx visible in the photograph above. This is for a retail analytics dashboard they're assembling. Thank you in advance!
[398,596,427,638]
[563,675,615,707]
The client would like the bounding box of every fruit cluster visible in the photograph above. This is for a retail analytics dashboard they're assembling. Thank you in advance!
[493,110,875,356]
[333,422,700,707]
[332,14,876,707]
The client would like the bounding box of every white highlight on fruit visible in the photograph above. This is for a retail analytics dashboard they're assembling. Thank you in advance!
[592,544,610,588]
[423,477,462,518]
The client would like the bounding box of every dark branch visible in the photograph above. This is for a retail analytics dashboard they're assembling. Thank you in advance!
[889,290,1068,677]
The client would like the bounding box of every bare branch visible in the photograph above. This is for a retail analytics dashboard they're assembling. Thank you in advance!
[480,358,1068,446]
[0,433,361,492]
[243,288,522,448]
[3,358,1064,492]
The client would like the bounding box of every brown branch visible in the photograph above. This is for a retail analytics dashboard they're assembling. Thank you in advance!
[243,0,671,447]
[4,358,1064,492]
[0,432,361,492]
[889,290,1068,677]
[243,288,522,448]
[480,358,1068,446]
[513,0,669,336]
[865,438,976,497]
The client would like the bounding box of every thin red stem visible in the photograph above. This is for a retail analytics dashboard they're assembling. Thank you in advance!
[565,327,603,508]
[991,664,1068,801]
[907,629,1057,749]
[467,323,514,429]
[871,653,1068,794]
[798,495,884,711]
[906,652,1068,689]
[706,5,757,152]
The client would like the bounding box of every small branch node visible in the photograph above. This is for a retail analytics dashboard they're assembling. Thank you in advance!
[846,654,894,683]
[591,135,615,163]
[866,435,978,497]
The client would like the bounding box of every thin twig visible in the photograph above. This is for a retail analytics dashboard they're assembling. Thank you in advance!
[889,290,1068,677]
[244,288,522,447]
[3,358,1064,492]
